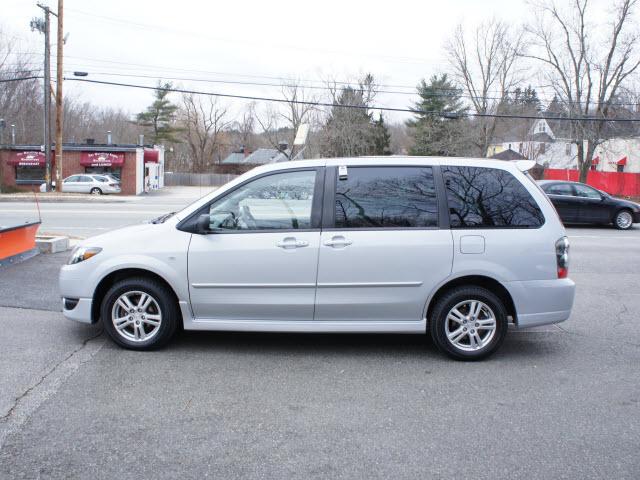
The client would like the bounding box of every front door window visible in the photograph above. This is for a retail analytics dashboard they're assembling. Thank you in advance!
[206,170,317,231]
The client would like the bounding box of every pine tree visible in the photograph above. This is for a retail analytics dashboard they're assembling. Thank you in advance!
[371,114,392,155]
[407,74,468,156]
[136,81,182,144]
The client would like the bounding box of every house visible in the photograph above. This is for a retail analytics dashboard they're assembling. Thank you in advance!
[487,118,640,174]
[222,146,291,165]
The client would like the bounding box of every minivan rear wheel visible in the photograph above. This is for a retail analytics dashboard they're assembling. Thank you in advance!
[101,277,179,350]
[429,286,508,361]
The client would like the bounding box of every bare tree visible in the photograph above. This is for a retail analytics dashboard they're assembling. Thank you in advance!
[256,81,317,159]
[524,0,640,182]
[446,20,524,157]
[0,28,42,145]
[180,93,229,172]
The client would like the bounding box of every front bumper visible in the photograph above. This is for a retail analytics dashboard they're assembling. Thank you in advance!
[505,278,576,328]
[62,297,94,324]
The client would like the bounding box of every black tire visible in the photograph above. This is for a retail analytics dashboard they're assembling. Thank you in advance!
[429,286,508,361]
[101,277,179,350]
[613,209,634,230]
[90,187,102,195]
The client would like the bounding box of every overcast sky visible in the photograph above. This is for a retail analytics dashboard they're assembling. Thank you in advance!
[1,0,607,123]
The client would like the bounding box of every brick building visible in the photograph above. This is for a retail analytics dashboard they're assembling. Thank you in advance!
[0,143,164,195]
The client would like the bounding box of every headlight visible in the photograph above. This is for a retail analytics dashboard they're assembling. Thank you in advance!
[68,247,102,265]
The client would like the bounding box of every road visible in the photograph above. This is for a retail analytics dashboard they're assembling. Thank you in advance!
[0,193,639,478]
[0,186,212,238]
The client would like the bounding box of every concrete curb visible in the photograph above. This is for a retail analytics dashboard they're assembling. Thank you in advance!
[36,235,70,254]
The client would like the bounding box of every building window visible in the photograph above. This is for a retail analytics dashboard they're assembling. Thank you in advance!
[518,143,523,153]
[565,143,571,155]
[84,166,122,181]
[617,164,625,173]
[15,166,46,185]
[539,143,546,154]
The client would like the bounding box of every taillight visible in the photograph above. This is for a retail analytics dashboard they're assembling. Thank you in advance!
[555,236,570,278]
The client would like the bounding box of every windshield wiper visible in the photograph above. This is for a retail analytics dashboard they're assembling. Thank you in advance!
[150,212,176,224]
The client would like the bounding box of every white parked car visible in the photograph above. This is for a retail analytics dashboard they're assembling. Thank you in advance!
[40,174,121,194]
[59,157,575,360]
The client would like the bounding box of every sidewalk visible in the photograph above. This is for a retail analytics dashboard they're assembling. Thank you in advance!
[0,186,214,203]
[0,192,130,203]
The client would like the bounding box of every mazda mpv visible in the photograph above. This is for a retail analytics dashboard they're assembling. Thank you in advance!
[60,157,575,360]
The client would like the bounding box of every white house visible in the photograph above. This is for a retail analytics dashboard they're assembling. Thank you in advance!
[488,118,640,173]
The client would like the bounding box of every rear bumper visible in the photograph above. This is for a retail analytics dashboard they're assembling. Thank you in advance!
[505,278,575,328]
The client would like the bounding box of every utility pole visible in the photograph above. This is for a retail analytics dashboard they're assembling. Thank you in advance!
[54,0,64,185]
[32,5,53,192]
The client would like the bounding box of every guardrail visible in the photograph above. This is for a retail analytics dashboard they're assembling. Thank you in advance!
[164,172,239,187]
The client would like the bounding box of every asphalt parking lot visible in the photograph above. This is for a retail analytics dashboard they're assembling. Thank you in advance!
[0,225,639,479]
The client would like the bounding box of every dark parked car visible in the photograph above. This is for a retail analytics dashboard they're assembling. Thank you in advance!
[538,180,640,230]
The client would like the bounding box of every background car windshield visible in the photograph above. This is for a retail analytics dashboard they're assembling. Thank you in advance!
[207,170,316,230]
[335,167,438,228]
[443,166,545,228]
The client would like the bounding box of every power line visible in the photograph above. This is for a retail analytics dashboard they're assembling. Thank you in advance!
[65,77,640,123]
[9,53,637,108]
[0,75,42,83]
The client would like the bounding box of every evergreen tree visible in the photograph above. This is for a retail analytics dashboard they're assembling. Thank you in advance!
[407,74,468,156]
[371,114,392,155]
[136,81,182,144]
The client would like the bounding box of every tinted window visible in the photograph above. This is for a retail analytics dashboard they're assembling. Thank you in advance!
[79,176,93,182]
[574,184,602,199]
[335,167,438,228]
[545,183,574,196]
[64,176,79,183]
[94,176,109,183]
[443,166,544,228]
[207,170,316,231]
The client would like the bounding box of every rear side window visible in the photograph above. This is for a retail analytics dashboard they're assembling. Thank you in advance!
[545,183,574,196]
[335,167,438,228]
[443,166,544,228]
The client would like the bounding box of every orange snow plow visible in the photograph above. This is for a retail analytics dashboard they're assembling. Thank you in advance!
[0,221,41,263]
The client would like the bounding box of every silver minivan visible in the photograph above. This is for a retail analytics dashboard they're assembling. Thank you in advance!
[59,157,575,360]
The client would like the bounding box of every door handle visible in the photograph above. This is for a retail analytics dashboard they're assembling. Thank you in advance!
[276,237,309,249]
[323,236,352,248]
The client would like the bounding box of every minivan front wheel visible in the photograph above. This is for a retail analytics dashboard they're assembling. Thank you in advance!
[101,277,178,350]
[429,286,508,360]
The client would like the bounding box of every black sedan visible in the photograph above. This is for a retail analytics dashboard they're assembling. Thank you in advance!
[538,180,640,230]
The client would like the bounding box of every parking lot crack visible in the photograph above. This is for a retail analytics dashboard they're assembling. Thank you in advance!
[0,330,104,451]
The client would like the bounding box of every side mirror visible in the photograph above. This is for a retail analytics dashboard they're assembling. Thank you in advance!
[196,214,211,234]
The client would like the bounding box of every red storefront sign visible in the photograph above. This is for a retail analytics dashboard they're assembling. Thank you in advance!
[143,149,159,163]
[7,151,46,167]
[80,152,125,167]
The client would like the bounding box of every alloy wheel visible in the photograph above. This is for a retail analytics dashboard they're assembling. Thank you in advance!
[444,300,497,352]
[111,290,162,342]
[616,211,633,229]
